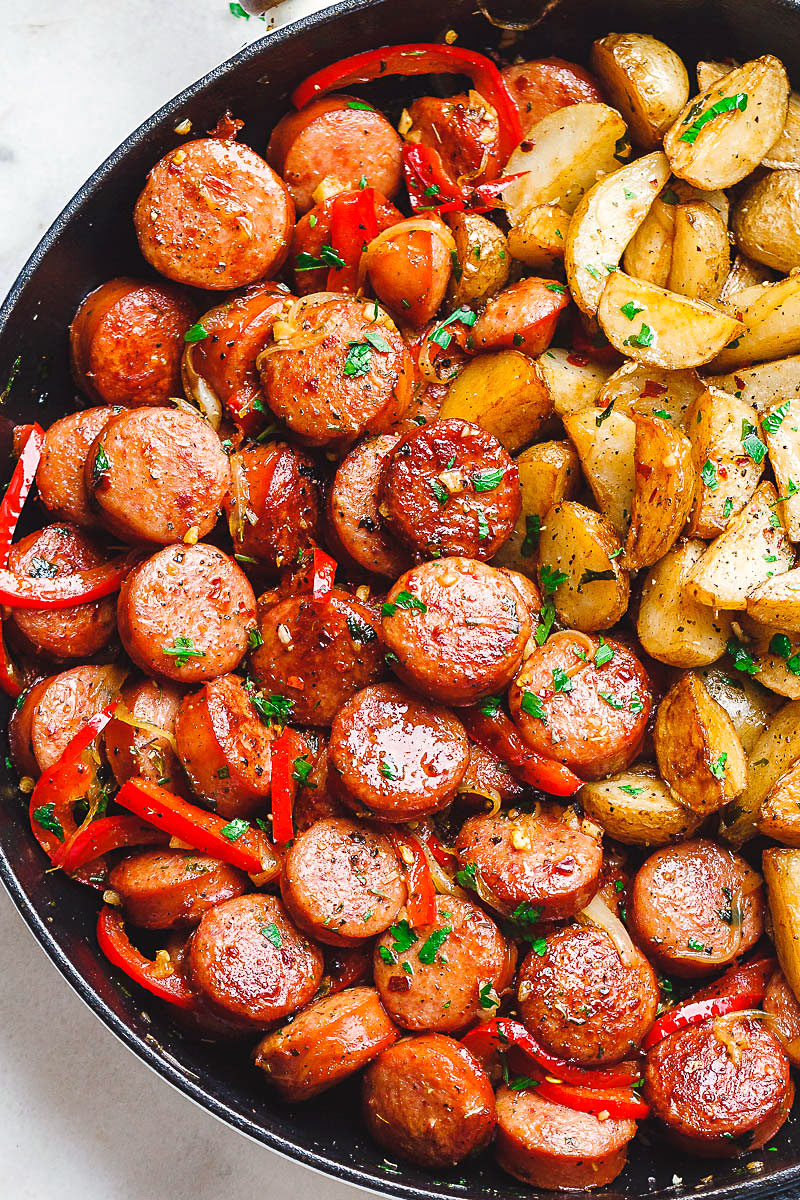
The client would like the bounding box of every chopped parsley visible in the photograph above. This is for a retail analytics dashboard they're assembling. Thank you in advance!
[221,818,250,842]
[535,601,555,646]
[183,322,208,343]
[418,926,451,964]
[364,329,391,353]
[479,695,502,715]
[92,444,110,487]
[477,509,489,541]
[379,756,399,781]
[455,861,478,890]
[520,513,541,557]
[679,93,748,144]
[429,305,476,350]
[346,615,377,644]
[343,342,374,377]
[619,784,644,796]
[347,100,374,111]
[478,981,500,1010]
[540,564,568,594]
[295,245,345,271]
[389,920,417,955]
[261,922,282,947]
[595,400,615,427]
[33,802,64,842]
[552,666,573,694]
[620,301,644,320]
[710,752,727,780]
[598,692,625,709]
[521,691,547,721]
[579,568,616,585]
[250,691,294,724]
[472,467,506,492]
[162,635,205,666]
[741,419,767,464]
[430,478,449,506]
[594,640,614,668]
[763,402,791,435]
[623,323,654,349]
[727,637,761,676]
[29,556,58,579]
[247,627,263,651]
[382,590,427,616]
[701,459,719,491]
[292,755,313,785]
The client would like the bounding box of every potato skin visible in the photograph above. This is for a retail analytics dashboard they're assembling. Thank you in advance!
[446,212,509,307]
[591,33,689,149]
[637,539,733,668]
[734,171,800,273]
[581,765,703,845]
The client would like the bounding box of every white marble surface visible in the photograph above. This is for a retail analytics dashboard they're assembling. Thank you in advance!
[0,3,363,1198]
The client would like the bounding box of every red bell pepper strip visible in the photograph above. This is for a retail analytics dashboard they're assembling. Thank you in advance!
[462,1017,640,1089]
[292,43,523,161]
[311,547,337,603]
[534,1077,651,1120]
[0,551,139,609]
[692,955,775,1003]
[414,821,458,870]
[403,145,464,212]
[0,423,44,563]
[327,188,379,291]
[642,991,764,1051]
[58,815,169,874]
[460,708,583,796]
[97,906,197,1008]
[115,777,280,879]
[269,726,309,844]
[469,171,528,212]
[387,828,437,928]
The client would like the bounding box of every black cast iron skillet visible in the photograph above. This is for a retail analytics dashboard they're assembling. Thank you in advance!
[2,0,800,1196]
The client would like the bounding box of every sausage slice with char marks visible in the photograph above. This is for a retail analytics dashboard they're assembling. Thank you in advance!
[108,849,248,929]
[104,676,185,791]
[36,407,118,528]
[224,440,321,571]
[29,664,121,773]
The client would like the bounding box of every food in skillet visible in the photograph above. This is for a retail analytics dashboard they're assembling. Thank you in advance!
[8,30,800,1192]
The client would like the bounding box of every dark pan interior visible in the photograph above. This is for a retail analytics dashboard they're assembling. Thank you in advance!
[2,0,800,1196]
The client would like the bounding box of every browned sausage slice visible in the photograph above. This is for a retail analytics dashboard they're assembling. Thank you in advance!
[9,679,50,777]
[7,524,116,659]
[380,418,521,561]
[455,806,603,920]
[362,1034,496,1167]
[29,664,121,773]
[292,745,349,832]
[382,557,531,706]
[291,191,403,295]
[118,543,256,683]
[134,137,294,289]
[104,676,185,791]
[365,227,452,328]
[456,742,527,806]
[224,440,321,571]
[764,969,800,1067]
[517,924,659,1065]
[407,94,503,190]
[509,633,652,781]
[329,683,469,821]
[281,817,406,945]
[502,58,602,134]
[107,849,248,929]
[70,277,197,406]
[630,839,764,978]
[372,894,516,1034]
[327,435,410,578]
[36,407,117,528]
[188,894,324,1026]
[495,1084,636,1189]
[86,407,230,545]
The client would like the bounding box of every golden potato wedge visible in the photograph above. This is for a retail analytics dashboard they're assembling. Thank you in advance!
[591,34,689,149]
[594,361,704,425]
[710,275,800,372]
[736,615,800,700]
[685,386,765,537]
[563,406,636,539]
[763,848,800,1001]
[706,355,800,414]
[733,171,800,274]
[637,539,733,667]
[622,196,675,287]
[685,482,794,609]
[565,152,671,315]
[697,58,800,170]
[536,347,613,418]
[446,212,510,308]
[538,500,629,632]
[625,412,695,569]
[439,350,551,453]
[503,102,628,224]
[748,568,800,631]
[761,396,800,540]
[697,663,781,753]
[653,671,748,815]
[597,272,743,369]
[581,764,702,845]
[493,441,580,575]
[759,763,800,845]
[665,55,789,189]
[719,253,778,304]
[668,201,730,303]
[721,700,800,844]
[507,204,569,269]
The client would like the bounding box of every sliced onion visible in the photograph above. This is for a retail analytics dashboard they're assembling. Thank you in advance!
[457,782,503,816]
[416,333,467,386]
[112,704,179,756]
[227,455,251,545]
[179,345,223,430]
[418,838,469,899]
[578,893,638,968]
[548,630,595,681]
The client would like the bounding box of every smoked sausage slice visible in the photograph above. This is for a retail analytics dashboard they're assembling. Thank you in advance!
[326,434,410,578]
[224,440,321,571]
[108,849,247,929]
[104,676,185,791]
[36,407,117,528]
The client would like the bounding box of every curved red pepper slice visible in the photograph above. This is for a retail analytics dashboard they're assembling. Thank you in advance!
[97,906,197,1008]
[0,551,140,609]
[0,423,44,562]
[462,1017,640,1089]
[311,547,337,603]
[291,43,523,162]
[642,991,764,1051]
[403,145,464,212]
[387,828,437,928]
[327,188,379,291]
[460,707,583,796]
[58,815,169,874]
[534,1077,650,1120]
[270,726,308,844]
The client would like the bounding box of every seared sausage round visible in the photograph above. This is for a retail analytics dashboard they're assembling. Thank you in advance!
[365,226,452,328]
[373,894,516,1034]
[85,407,230,545]
[495,1084,636,1190]
[224,440,321,571]
[455,806,603,920]
[188,894,324,1026]
[517,924,660,1065]
[329,683,470,821]
[502,58,602,134]
[7,524,116,659]
[104,676,185,791]
[267,96,403,214]
[250,590,383,725]
[471,277,569,357]
[630,839,764,978]
[382,557,531,706]
[254,986,399,1101]
[281,817,406,945]
[118,543,257,683]
[36,406,117,528]
[292,745,349,832]
[407,94,503,190]
[134,137,294,289]
[70,277,197,406]
[327,435,410,578]
[259,298,413,448]
[456,741,527,806]
[108,849,248,929]
[509,633,652,781]
[9,678,50,777]
[644,1016,793,1155]
[174,674,276,818]
[764,969,800,1067]
[380,419,521,561]
[28,664,120,773]
[362,1034,496,1167]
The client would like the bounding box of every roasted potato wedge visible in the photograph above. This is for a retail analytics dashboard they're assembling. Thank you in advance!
[668,201,730,303]
[719,253,778,303]
[597,272,743,369]
[503,102,628,224]
[697,663,782,753]
[685,386,765,537]
[594,361,704,425]
[762,396,800,540]
[625,412,695,569]
[653,671,748,815]
[685,482,794,609]
[733,171,800,274]
[721,700,800,844]
[507,204,570,269]
[665,55,789,189]
[698,58,800,170]
[637,539,733,667]
[747,568,800,631]
[591,34,689,149]
[565,152,671,314]
[706,355,800,413]
[736,616,800,700]
[536,346,613,418]
[493,441,580,575]
[581,764,702,845]
[763,848,800,1001]
[439,350,551,452]
[446,212,510,308]
[710,275,800,372]
[538,500,629,632]
[563,406,636,539]
[759,764,800,845]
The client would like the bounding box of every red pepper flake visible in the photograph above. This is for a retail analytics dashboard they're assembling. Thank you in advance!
[566,353,589,367]
[640,380,668,397]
